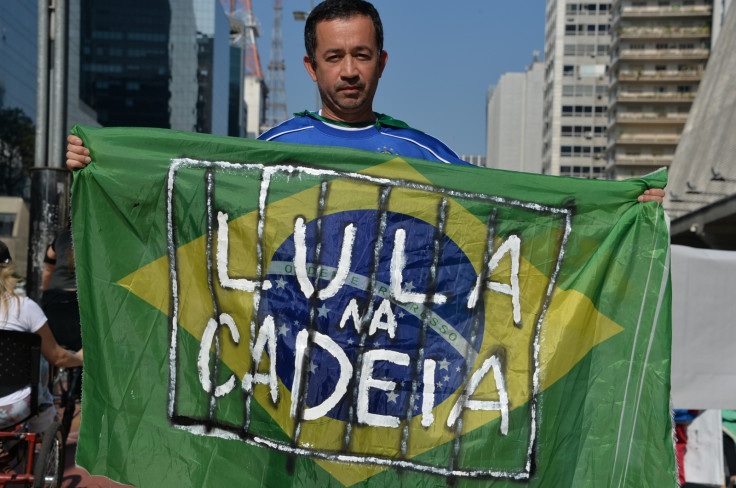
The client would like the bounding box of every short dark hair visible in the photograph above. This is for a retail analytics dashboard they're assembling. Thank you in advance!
[304,0,384,64]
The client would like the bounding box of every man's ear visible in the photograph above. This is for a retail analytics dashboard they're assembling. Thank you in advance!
[303,55,318,82]
[378,50,388,77]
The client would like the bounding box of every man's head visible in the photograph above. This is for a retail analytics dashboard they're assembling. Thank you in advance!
[302,0,388,123]
[304,0,383,66]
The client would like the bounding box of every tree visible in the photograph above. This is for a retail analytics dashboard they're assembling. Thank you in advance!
[0,107,35,198]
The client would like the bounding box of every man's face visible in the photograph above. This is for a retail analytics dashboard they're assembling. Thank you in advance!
[304,15,388,123]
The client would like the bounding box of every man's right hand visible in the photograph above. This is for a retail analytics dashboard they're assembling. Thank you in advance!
[66,134,91,170]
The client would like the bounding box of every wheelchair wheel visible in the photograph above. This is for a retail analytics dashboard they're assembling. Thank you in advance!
[32,421,64,488]
[59,367,82,440]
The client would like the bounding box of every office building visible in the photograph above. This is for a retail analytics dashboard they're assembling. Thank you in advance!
[0,197,29,277]
[543,1,612,178]
[486,56,544,173]
[0,1,37,119]
[76,0,231,135]
[606,0,713,179]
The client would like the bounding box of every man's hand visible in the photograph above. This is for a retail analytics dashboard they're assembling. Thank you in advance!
[66,134,91,170]
[638,188,665,204]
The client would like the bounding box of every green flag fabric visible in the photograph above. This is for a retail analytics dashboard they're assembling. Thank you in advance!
[70,125,675,487]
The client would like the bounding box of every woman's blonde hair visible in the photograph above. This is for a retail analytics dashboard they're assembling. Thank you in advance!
[0,262,20,323]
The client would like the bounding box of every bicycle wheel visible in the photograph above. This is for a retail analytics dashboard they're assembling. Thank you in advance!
[32,421,64,488]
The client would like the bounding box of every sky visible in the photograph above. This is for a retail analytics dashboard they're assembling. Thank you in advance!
[249,0,548,156]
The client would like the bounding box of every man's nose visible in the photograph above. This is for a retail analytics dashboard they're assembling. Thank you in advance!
[341,56,359,78]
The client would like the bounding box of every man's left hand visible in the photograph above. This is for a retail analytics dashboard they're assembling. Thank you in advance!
[638,188,665,204]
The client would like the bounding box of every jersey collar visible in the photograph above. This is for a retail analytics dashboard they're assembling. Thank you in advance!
[293,110,419,132]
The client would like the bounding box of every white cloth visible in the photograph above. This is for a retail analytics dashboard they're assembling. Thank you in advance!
[670,245,736,408]
[0,294,48,406]
[683,410,725,486]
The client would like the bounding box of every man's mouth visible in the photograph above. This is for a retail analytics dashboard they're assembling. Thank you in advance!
[339,85,362,94]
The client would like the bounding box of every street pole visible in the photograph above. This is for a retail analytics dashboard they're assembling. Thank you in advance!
[27,0,71,301]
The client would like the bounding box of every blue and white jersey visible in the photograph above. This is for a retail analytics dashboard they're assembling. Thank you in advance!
[258,112,471,166]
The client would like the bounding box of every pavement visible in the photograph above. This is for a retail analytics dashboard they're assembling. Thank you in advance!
[61,403,131,488]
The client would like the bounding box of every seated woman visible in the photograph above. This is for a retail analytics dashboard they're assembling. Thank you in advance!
[0,241,83,432]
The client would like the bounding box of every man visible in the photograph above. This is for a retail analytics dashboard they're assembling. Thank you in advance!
[258,0,469,166]
[65,0,664,203]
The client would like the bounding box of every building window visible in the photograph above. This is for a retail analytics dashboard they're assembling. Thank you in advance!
[0,214,15,237]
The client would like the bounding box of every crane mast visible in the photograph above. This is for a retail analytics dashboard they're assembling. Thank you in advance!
[221,0,267,138]
[265,0,287,129]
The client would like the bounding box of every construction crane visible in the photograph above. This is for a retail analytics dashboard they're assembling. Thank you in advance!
[221,0,267,138]
[265,0,288,129]
[224,0,264,79]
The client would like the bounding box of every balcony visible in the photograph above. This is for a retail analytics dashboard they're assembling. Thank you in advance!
[615,91,697,104]
[618,26,711,40]
[614,133,681,146]
[617,48,709,61]
[617,69,703,82]
[612,154,675,167]
[620,5,712,18]
[615,112,689,124]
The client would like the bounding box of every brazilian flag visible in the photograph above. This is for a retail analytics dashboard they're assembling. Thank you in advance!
[70,126,676,487]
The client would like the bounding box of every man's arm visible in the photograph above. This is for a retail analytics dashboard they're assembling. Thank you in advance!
[66,134,91,170]
[42,243,57,291]
[65,134,666,204]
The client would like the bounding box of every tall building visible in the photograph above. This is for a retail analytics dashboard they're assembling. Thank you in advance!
[486,55,544,174]
[76,0,231,135]
[606,0,713,179]
[0,1,37,119]
[543,1,612,178]
[664,2,736,248]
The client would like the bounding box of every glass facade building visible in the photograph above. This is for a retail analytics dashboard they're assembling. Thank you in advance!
[78,0,230,135]
[0,0,38,120]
